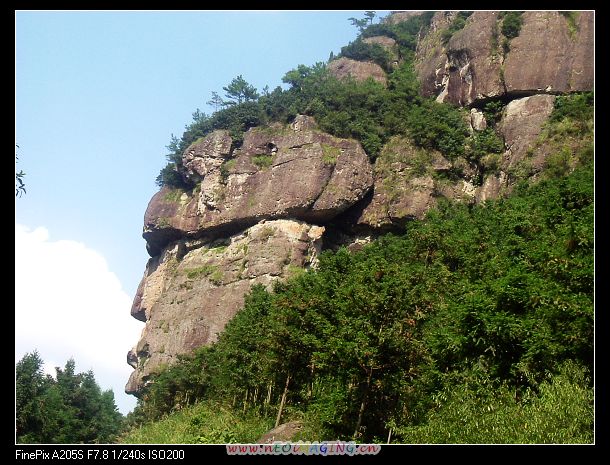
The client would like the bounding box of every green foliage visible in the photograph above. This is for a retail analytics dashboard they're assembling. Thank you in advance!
[252,154,274,169]
[133,158,592,442]
[156,163,188,189]
[466,128,504,163]
[163,188,184,203]
[16,352,123,444]
[347,11,376,34]
[122,400,272,444]
[559,11,579,38]
[339,39,392,71]
[550,92,593,125]
[220,158,236,182]
[396,361,593,444]
[482,100,505,127]
[321,144,340,165]
[406,100,470,159]
[222,75,259,105]
[441,11,473,44]
[185,264,220,280]
[499,11,524,39]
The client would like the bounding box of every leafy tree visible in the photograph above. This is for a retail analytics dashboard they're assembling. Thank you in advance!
[16,353,123,443]
[348,16,369,34]
[222,75,259,105]
[16,351,46,440]
[206,91,225,112]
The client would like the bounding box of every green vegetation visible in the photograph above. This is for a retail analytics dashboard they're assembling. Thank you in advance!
[156,217,171,228]
[441,11,473,44]
[499,11,524,39]
[122,400,272,444]
[126,147,593,442]
[466,127,505,164]
[560,11,579,38]
[507,92,594,184]
[163,188,184,203]
[321,144,340,165]
[498,11,524,55]
[396,361,592,443]
[185,264,220,280]
[220,158,236,182]
[549,91,593,125]
[252,154,274,169]
[16,351,123,443]
[338,39,392,71]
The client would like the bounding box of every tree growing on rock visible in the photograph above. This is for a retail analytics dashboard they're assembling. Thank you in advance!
[222,75,259,105]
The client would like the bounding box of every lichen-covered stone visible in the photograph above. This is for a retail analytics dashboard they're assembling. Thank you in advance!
[126,219,324,394]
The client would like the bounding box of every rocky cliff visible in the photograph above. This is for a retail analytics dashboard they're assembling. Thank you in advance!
[415,11,593,106]
[126,10,593,395]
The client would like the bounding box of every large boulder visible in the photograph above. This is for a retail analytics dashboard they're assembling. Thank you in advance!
[475,94,556,203]
[384,11,424,25]
[327,57,387,86]
[126,219,325,395]
[503,11,593,94]
[415,11,593,106]
[143,117,373,256]
[498,94,556,171]
[258,421,304,444]
[341,137,474,232]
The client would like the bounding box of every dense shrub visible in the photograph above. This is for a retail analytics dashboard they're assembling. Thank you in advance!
[338,39,392,72]
[500,11,524,39]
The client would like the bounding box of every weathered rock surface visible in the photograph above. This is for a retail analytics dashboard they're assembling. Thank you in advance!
[126,219,325,394]
[384,11,424,25]
[412,11,593,106]
[327,57,387,85]
[470,108,487,132]
[473,94,557,203]
[258,421,304,444]
[181,129,232,185]
[143,117,373,256]
[503,12,593,95]
[340,137,474,232]
[498,94,556,171]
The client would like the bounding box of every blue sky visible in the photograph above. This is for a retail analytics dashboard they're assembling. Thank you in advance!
[15,10,393,415]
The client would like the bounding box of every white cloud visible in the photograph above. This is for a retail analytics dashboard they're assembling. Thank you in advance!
[15,224,144,415]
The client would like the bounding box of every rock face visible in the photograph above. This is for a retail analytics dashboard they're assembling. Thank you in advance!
[126,12,594,397]
[340,137,475,233]
[498,94,556,171]
[143,117,373,256]
[412,11,593,106]
[327,57,387,85]
[384,11,424,25]
[126,219,325,394]
[127,115,373,395]
[503,12,593,94]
